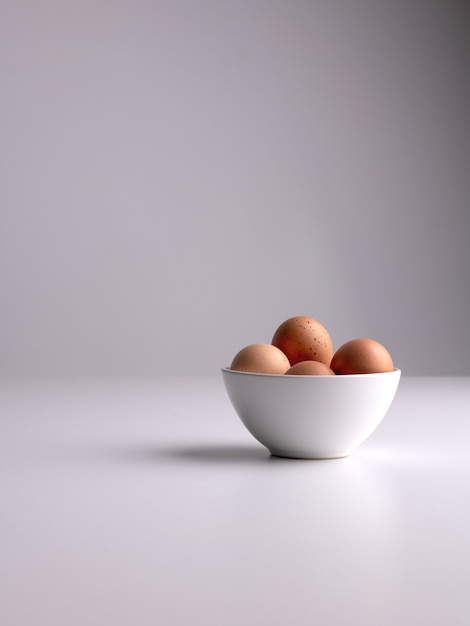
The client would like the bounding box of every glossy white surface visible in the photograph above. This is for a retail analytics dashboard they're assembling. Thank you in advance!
[222,367,401,458]
[1,376,470,626]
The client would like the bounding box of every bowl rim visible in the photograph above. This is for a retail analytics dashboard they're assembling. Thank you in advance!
[221,366,401,379]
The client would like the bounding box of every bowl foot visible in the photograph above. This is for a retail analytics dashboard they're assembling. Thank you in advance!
[269,449,351,460]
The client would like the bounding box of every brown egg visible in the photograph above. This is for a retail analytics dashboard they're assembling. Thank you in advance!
[230,343,290,374]
[272,316,333,366]
[285,360,335,376]
[330,338,394,374]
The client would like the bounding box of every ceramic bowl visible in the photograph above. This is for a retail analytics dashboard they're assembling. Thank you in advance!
[221,367,401,459]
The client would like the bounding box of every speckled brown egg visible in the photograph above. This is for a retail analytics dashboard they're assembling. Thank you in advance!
[272,316,333,366]
[330,338,394,374]
[285,360,335,376]
[230,343,290,374]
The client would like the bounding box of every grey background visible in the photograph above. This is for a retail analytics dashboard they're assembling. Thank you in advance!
[1,0,469,377]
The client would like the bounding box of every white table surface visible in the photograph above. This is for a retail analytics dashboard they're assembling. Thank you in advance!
[1,375,469,626]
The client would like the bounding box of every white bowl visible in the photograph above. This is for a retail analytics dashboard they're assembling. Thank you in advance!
[221,367,401,459]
